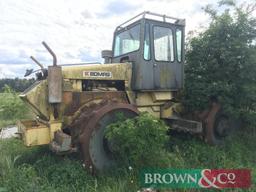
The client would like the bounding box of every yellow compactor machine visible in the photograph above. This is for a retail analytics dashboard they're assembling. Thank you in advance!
[18,12,231,172]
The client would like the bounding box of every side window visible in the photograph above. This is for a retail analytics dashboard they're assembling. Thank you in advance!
[153,26,174,62]
[176,29,182,62]
[144,23,150,60]
[114,37,121,56]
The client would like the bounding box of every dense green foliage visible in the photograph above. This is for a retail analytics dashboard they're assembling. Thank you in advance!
[0,78,35,92]
[106,113,170,168]
[184,1,256,122]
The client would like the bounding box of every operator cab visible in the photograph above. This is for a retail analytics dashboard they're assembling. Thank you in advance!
[110,11,185,91]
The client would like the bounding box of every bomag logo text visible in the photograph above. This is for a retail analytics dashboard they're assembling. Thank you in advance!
[83,71,112,78]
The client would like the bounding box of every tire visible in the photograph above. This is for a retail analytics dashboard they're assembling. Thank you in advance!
[211,113,231,145]
[203,101,232,145]
[78,101,138,173]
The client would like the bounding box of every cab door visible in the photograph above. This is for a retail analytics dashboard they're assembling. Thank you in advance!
[151,23,183,90]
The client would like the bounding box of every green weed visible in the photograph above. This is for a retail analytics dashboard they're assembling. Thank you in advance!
[106,112,170,169]
[0,139,139,192]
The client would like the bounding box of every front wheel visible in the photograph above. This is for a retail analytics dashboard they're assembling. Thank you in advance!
[78,101,138,173]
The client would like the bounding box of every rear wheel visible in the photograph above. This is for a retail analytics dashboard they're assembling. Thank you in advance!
[204,102,232,145]
[214,115,230,139]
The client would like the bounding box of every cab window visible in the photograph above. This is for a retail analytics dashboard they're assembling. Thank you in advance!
[144,23,151,60]
[176,29,182,62]
[153,26,174,62]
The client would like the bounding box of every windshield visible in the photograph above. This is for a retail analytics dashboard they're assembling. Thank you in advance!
[114,24,140,57]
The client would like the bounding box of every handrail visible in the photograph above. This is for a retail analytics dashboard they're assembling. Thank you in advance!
[116,11,185,31]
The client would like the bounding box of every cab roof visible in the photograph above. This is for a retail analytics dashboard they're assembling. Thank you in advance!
[115,11,186,32]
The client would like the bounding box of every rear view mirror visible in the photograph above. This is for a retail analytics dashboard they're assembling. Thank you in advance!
[24,69,33,77]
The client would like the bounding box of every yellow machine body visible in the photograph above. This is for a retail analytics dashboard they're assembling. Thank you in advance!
[18,62,176,146]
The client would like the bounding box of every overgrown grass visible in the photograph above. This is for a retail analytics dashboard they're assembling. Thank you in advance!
[0,92,32,129]
[0,138,139,192]
[0,128,255,191]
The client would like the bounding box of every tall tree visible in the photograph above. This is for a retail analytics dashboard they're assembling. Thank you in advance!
[184,1,256,120]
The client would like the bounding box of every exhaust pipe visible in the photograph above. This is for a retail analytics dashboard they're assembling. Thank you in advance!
[42,42,62,105]
[42,41,57,66]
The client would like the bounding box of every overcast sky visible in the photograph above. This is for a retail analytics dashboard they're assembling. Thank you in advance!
[0,0,254,78]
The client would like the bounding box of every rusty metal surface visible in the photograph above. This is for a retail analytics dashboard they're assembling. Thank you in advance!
[50,130,72,153]
[201,102,221,145]
[62,92,73,105]
[70,100,138,174]
[48,66,62,103]
[64,91,128,116]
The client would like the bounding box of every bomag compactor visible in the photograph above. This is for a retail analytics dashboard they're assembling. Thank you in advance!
[18,12,231,172]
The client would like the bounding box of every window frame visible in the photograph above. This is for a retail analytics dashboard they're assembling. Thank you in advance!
[153,25,175,63]
[113,23,141,58]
